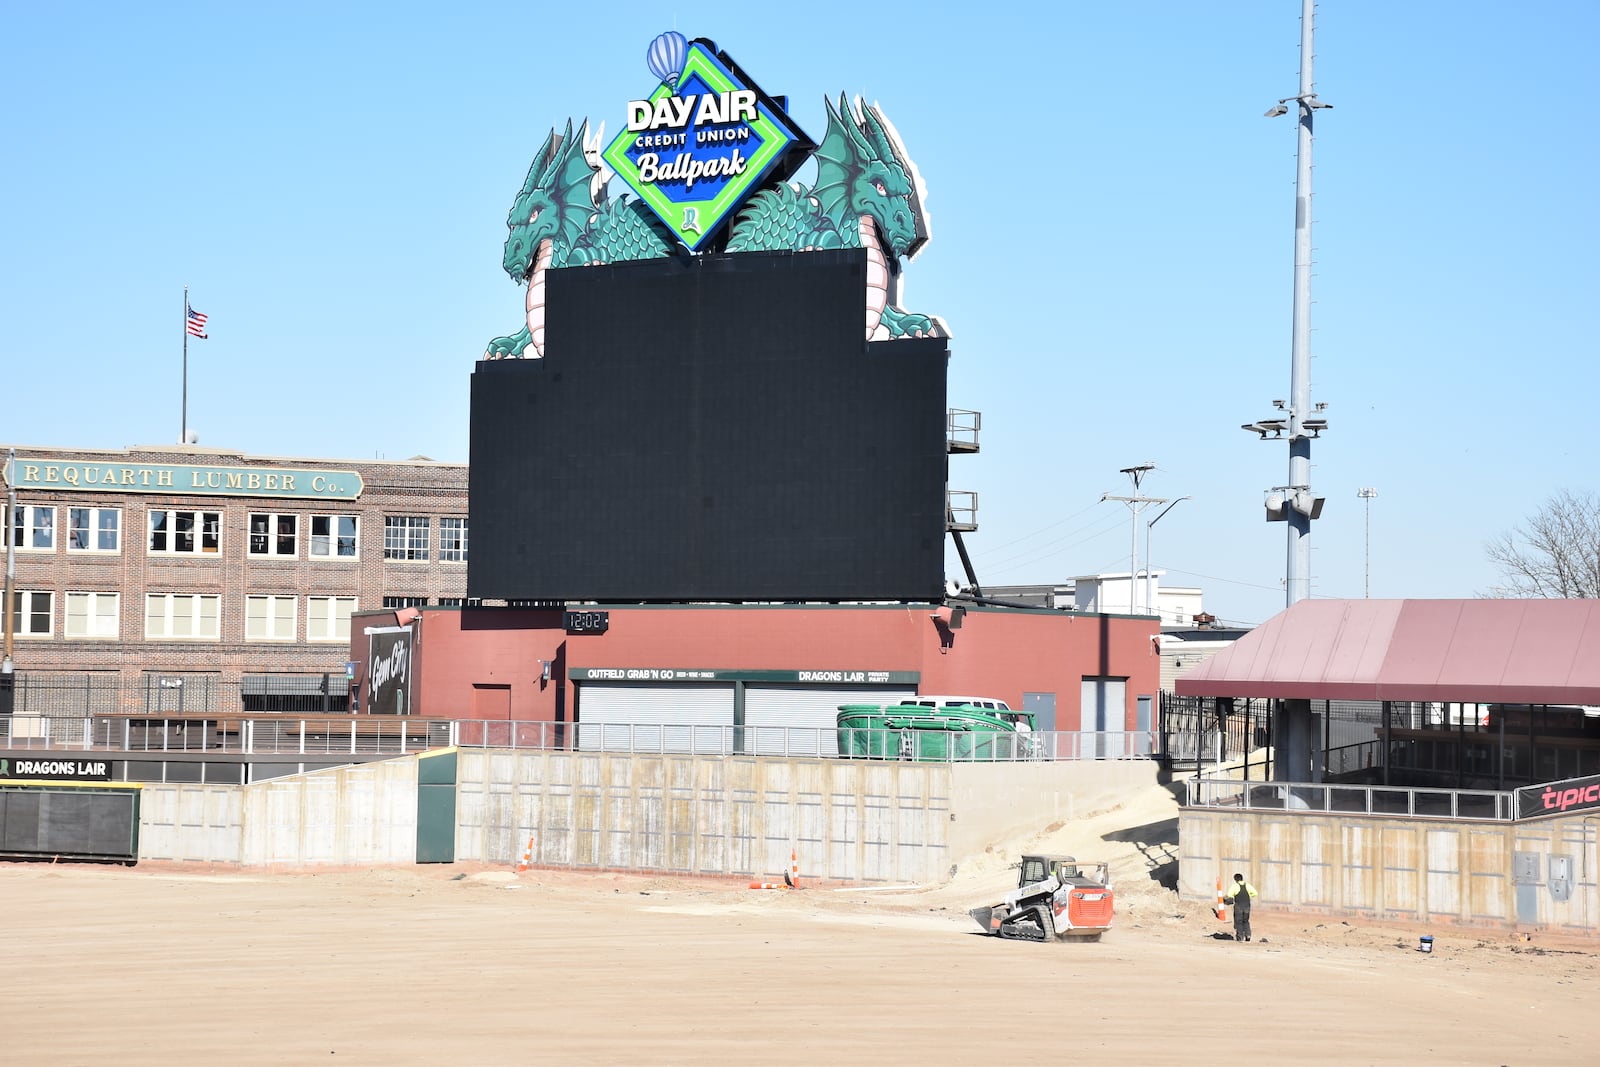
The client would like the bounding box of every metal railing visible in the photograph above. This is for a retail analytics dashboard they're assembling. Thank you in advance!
[450,722,1157,761]
[946,408,981,450]
[0,715,448,757]
[1185,776,1515,821]
[1325,739,1383,777]
[4,673,355,718]
[0,715,1158,763]
[945,490,978,531]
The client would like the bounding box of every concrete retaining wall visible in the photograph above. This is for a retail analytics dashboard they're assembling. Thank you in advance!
[134,750,1162,883]
[1181,806,1600,934]
[139,759,419,866]
[140,784,245,863]
[947,760,1162,866]
[457,751,1155,883]
[456,750,953,883]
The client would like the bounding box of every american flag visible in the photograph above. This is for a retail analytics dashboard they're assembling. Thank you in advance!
[186,306,209,339]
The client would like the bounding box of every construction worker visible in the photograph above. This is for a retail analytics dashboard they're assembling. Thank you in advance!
[1224,872,1258,941]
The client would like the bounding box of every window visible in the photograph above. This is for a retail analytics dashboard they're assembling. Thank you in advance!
[10,591,53,636]
[384,516,429,560]
[242,674,353,714]
[68,507,121,552]
[308,596,358,641]
[310,514,359,559]
[383,595,427,609]
[436,598,482,608]
[440,517,468,563]
[7,505,55,550]
[66,592,119,638]
[246,595,297,641]
[148,510,221,555]
[248,513,298,557]
[144,593,220,639]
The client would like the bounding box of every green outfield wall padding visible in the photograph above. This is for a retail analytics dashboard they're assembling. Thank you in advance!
[415,749,457,863]
[0,785,141,861]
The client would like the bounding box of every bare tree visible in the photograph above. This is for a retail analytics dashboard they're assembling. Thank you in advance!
[1485,490,1600,598]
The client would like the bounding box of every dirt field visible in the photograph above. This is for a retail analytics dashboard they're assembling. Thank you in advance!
[9,789,1600,1065]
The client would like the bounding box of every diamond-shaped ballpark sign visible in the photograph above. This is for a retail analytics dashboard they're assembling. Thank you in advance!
[603,35,813,252]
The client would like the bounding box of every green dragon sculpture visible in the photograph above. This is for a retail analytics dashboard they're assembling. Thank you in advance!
[485,120,676,359]
[725,94,946,341]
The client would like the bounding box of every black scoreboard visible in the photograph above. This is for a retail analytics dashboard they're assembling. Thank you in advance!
[468,249,949,603]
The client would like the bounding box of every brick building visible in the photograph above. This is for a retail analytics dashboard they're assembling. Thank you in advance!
[2,443,467,716]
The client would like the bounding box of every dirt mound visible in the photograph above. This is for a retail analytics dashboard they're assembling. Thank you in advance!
[844,779,1185,916]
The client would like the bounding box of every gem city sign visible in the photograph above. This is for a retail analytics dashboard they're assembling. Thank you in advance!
[484,31,947,360]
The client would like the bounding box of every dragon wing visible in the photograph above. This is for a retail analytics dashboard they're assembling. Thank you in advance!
[508,126,561,222]
[508,119,606,259]
[551,119,604,252]
[810,93,873,227]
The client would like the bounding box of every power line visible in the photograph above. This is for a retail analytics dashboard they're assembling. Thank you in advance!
[966,499,1104,557]
[977,513,1129,578]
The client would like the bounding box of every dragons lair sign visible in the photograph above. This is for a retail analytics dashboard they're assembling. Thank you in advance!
[484,30,946,360]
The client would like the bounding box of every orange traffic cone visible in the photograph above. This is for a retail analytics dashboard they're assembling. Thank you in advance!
[1214,877,1227,920]
[749,881,789,890]
[515,836,536,873]
[784,847,801,888]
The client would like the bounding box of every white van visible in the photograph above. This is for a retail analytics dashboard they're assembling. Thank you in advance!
[900,695,1012,714]
[898,696,1031,732]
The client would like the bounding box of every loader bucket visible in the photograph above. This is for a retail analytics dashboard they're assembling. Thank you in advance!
[968,906,1000,934]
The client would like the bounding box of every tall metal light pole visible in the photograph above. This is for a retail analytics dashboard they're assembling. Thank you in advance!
[1,448,15,716]
[1244,0,1331,607]
[1103,463,1164,615]
[1358,486,1377,597]
[1144,496,1191,624]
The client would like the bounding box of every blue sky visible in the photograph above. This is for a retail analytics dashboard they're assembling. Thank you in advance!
[3,2,1595,627]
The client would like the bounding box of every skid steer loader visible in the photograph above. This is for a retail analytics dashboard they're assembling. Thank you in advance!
[969,854,1114,942]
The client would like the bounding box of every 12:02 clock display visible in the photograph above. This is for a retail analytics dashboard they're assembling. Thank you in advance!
[563,610,610,634]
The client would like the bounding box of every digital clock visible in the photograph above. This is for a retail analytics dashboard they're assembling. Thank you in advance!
[563,610,610,635]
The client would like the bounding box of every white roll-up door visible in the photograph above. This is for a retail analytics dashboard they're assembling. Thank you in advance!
[577,682,735,754]
[744,685,915,757]
[1081,678,1127,758]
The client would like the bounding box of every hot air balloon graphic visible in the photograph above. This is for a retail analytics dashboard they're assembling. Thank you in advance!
[646,31,688,94]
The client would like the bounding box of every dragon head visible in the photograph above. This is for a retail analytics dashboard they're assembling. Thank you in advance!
[502,119,602,281]
[812,95,931,261]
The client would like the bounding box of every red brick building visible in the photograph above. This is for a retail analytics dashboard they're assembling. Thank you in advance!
[350,602,1161,751]
[2,442,468,715]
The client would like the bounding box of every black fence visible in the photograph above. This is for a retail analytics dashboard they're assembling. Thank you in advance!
[3,673,355,719]
[1161,692,1258,768]
[1161,693,1392,779]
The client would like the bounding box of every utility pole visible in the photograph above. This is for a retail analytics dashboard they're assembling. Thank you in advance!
[1241,0,1333,785]
[1243,0,1331,607]
[1103,463,1165,616]
[1145,496,1191,624]
[1358,486,1377,597]
[2,448,15,716]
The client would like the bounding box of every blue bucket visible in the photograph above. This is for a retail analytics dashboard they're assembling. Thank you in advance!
[1419,935,1434,954]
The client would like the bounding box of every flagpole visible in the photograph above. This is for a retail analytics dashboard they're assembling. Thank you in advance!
[182,286,189,444]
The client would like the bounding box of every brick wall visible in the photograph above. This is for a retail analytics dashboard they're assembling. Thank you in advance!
[2,443,467,695]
